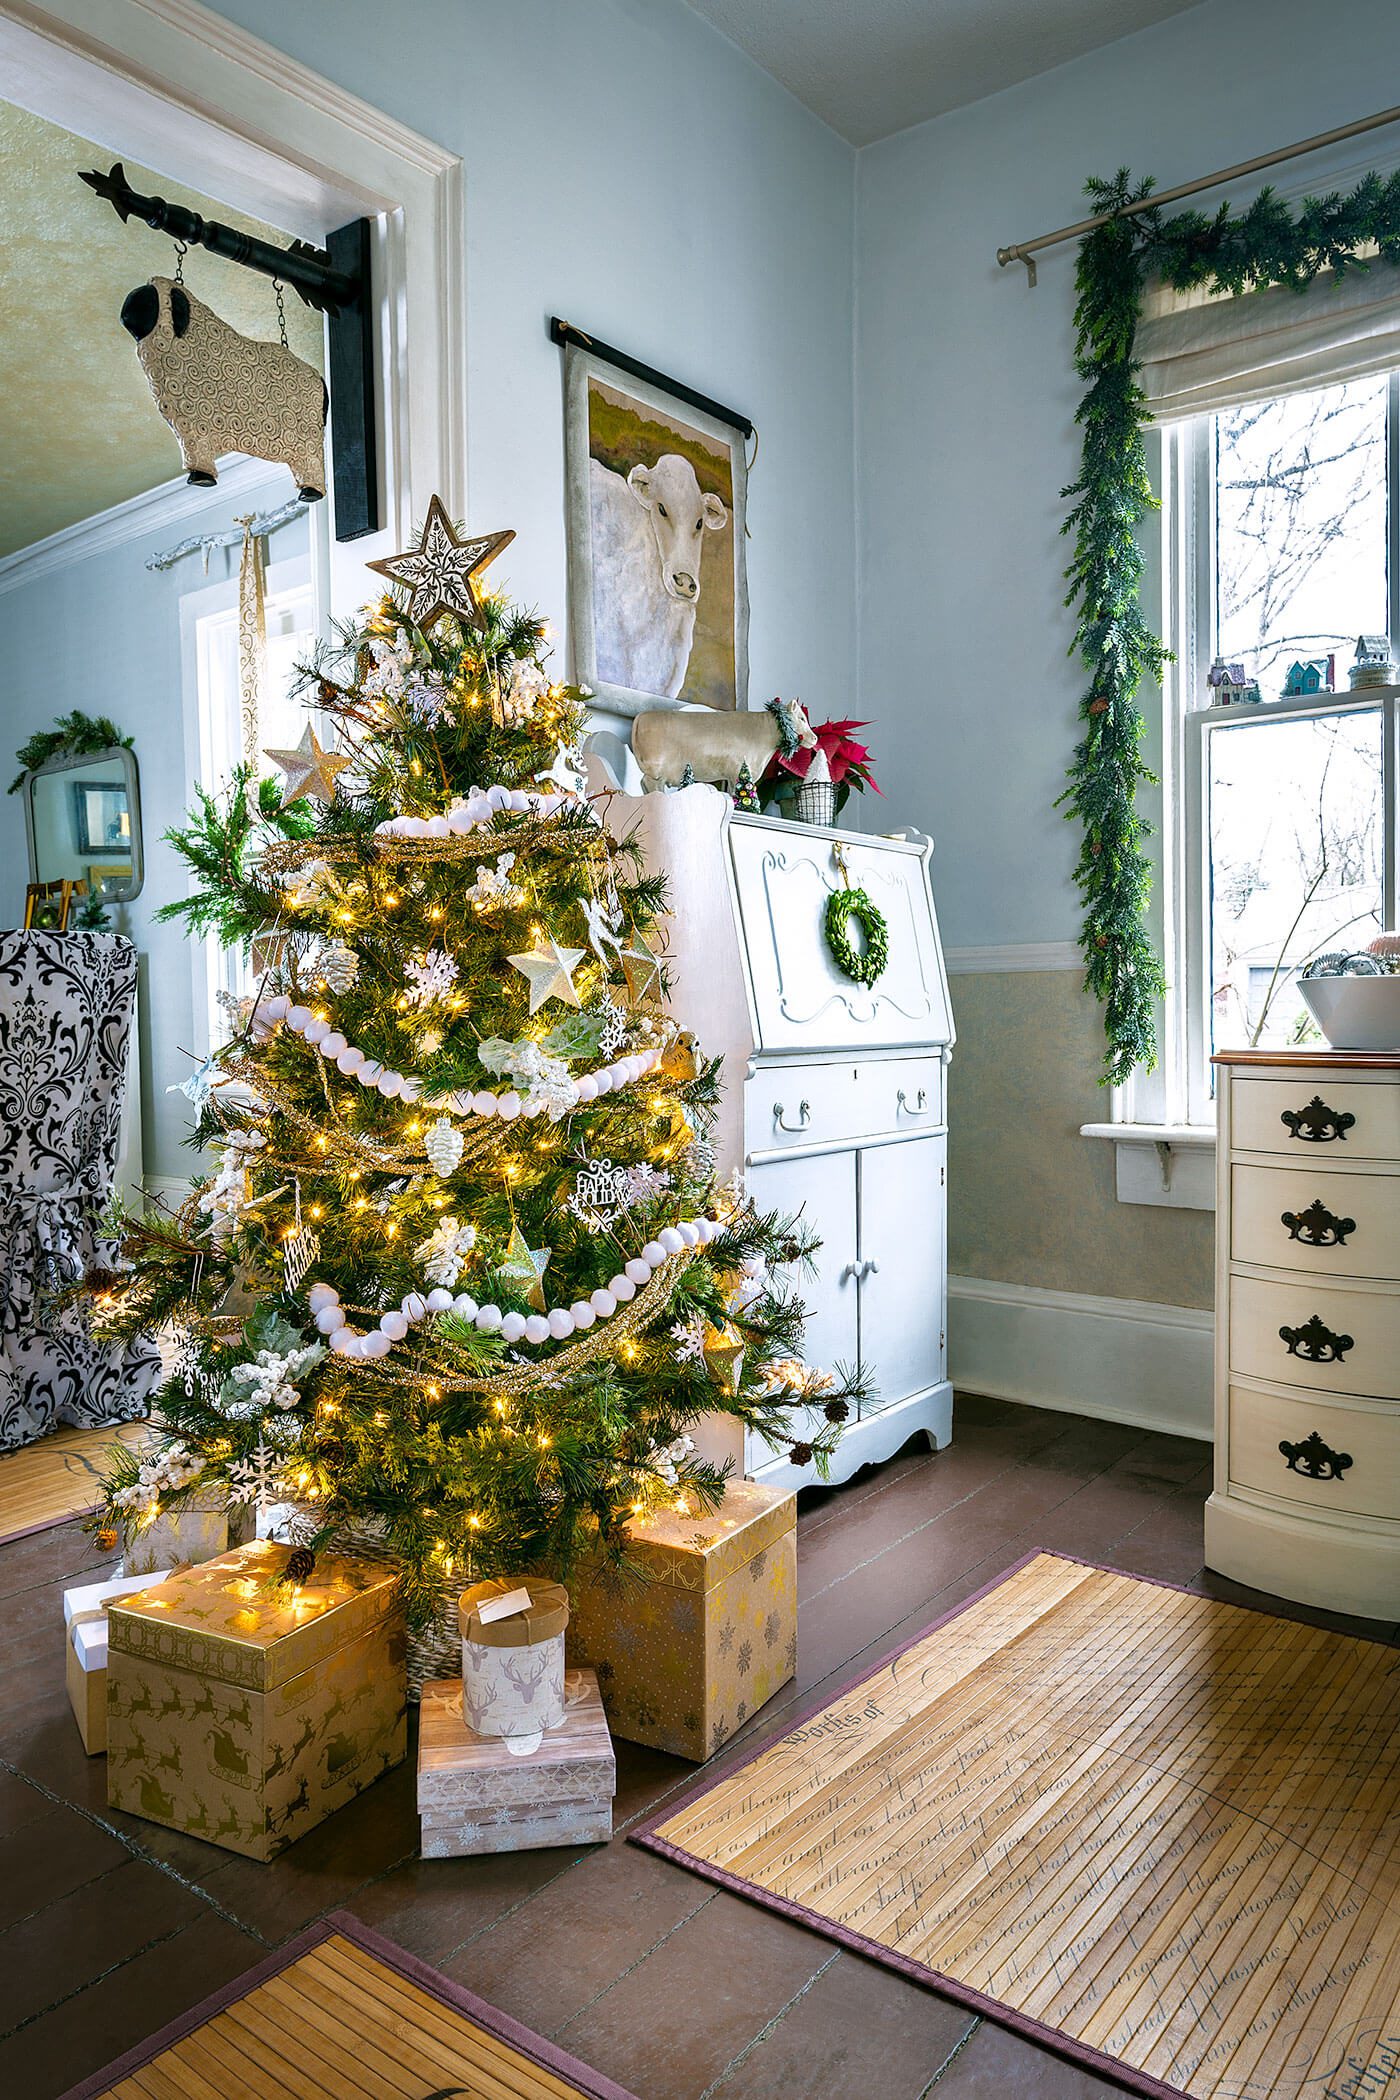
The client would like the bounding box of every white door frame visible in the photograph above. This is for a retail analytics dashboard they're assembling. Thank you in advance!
[0,0,465,600]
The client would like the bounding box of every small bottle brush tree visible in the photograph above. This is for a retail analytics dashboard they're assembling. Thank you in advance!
[92,512,855,1628]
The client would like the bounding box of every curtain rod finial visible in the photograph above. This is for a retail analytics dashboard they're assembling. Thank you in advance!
[997,243,1037,286]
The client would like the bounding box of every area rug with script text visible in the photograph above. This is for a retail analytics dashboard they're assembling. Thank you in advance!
[58,1910,639,2100]
[634,1551,1400,2100]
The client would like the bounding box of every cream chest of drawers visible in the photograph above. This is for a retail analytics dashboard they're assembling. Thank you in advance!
[1206,1050,1400,1620]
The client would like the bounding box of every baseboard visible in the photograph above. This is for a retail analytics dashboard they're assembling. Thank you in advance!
[949,1274,1213,1440]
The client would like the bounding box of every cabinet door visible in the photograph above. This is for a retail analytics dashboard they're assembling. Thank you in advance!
[857,1136,946,1413]
[746,1150,859,1456]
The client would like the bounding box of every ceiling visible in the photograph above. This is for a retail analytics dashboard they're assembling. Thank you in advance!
[685,0,1208,144]
[0,102,325,558]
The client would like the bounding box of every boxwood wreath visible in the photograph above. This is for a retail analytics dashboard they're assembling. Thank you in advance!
[1063,166,1400,1085]
[824,885,888,985]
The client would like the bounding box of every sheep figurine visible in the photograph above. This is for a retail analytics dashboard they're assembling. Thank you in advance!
[631,698,816,793]
[121,275,327,500]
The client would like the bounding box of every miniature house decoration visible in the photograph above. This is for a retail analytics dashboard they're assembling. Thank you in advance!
[1281,655,1335,697]
[1207,657,1262,705]
[1349,635,1395,689]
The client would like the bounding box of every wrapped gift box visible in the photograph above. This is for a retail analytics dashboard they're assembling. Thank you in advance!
[459,1575,569,1738]
[568,1479,796,1761]
[64,1570,171,1755]
[417,1667,614,1858]
[121,1501,228,1576]
[106,1540,406,1861]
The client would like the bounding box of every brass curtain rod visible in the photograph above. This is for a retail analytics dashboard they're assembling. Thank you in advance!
[998,103,1400,284]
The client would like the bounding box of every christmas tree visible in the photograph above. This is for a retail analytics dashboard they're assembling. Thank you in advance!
[93,504,854,1627]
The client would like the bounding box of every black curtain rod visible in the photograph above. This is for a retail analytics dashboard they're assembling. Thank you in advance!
[549,317,753,438]
[78,163,360,315]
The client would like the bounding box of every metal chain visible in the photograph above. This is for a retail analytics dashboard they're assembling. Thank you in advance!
[172,238,188,286]
[273,277,289,349]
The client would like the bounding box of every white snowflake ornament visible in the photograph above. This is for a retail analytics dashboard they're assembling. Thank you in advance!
[405,949,460,1007]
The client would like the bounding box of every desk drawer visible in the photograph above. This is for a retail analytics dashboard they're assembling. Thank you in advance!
[749,1057,943,1155]
[1230,1162,1400,1281]
[1229,1273,1400,1400]
[1228,1385,1400,1523]
[1231,1077,1400,1161]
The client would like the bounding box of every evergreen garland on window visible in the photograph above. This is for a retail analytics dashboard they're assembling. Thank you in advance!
[1063,167,1400,1084]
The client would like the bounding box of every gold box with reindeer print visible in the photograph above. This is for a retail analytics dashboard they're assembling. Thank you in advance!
[568,1480,796,1762]
[105,1540,406,1861]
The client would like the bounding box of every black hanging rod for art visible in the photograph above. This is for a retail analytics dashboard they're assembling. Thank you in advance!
[549,317,754,439]
[78,162,360,316]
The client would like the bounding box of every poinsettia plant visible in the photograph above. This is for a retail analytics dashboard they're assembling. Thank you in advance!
[760,716,882,819]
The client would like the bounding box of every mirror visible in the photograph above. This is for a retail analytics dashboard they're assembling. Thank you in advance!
[22,745,144,903]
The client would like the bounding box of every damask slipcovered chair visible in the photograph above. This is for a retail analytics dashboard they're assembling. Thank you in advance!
[0,931,160,1451]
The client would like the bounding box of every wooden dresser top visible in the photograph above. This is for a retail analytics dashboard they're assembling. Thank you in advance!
[1212,1047,1400,1070]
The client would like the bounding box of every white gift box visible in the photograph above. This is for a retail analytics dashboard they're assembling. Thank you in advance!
[418,1667,615,1857]
[458,1576,569,1739]
[63,1570,170,1754]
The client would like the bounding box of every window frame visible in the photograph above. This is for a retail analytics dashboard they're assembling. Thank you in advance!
[1155,382,1400,1130]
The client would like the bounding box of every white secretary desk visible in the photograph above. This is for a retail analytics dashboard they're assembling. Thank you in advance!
[621,785,956,1492]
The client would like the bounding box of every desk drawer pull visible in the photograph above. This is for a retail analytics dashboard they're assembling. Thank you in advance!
[1280,1095,1356,1143]
[1279,1430,1354,1482]
[897,1088,932,1117]
[773,1098,811,1134]
[1278,1315,1354,1364]
[1280,1200,1356,1248]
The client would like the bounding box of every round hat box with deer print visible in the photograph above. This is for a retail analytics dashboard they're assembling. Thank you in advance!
[458,1577,570,1739]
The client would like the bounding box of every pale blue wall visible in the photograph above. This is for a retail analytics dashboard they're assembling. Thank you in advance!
[855,0,1400,951]
[202,0,859,728]
[1,491,308,1177]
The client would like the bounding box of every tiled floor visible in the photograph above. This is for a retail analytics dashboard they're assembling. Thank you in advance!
[2,1394,1395,2100]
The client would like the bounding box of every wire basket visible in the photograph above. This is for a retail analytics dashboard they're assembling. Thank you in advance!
[792,778,836,825]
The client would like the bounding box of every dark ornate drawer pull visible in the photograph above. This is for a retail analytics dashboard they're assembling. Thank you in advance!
[1280,1199,1356,1248]
[1279,1314,1355,1363]
[1279,1430,1354,1481]
[1280,1096,1356,1143]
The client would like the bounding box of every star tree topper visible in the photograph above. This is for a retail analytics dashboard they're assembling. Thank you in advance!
[508,935,586,1014]
[500,1225,552,1313]
[366,495,515,632]
[263,724,352,808]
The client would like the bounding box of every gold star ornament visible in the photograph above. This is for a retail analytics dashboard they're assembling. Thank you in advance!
[263,724,352,808]
[365,496,515,632]
[619,930,663,1007]
[702,1320,745,1396]
[508,935,586,1014]
[499,1225,551,1313]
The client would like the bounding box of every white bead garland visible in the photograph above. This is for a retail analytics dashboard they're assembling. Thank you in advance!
[373,782,566,841]
[250,991,663,1114]
[308,1213,720,1361]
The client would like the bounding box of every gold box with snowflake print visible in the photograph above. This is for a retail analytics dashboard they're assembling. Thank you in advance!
[568,1480,796,1762]
[105,1541,406,1861]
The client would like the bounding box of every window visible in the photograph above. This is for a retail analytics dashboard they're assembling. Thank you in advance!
[1165,374,1400,1126]
[180,557,319,1055]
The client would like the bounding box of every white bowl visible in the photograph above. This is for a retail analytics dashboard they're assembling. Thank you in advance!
[1298,974,1400,1051]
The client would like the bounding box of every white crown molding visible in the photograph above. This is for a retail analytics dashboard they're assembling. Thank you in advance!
[0,455,284,594]
[949,1273,1213,1440]
[945,941,1081,974]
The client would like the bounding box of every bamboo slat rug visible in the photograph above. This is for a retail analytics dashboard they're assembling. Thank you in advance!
[60,1912,639,2100]
[636,1552,1400,2100]
[0,1419,151,1545]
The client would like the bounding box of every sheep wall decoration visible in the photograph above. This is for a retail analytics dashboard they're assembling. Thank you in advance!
[121,275,327,501]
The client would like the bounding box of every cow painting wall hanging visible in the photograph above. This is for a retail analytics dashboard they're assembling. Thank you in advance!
[559,335,749,718]
[121,276,327,501]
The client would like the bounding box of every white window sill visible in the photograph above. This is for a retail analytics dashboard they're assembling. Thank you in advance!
[1080,1122,1216,1210]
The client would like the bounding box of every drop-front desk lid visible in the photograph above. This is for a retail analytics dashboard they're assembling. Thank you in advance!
[726,813,953,1057]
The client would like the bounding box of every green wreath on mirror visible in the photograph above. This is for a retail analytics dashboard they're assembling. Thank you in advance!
[824,886,888,986]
